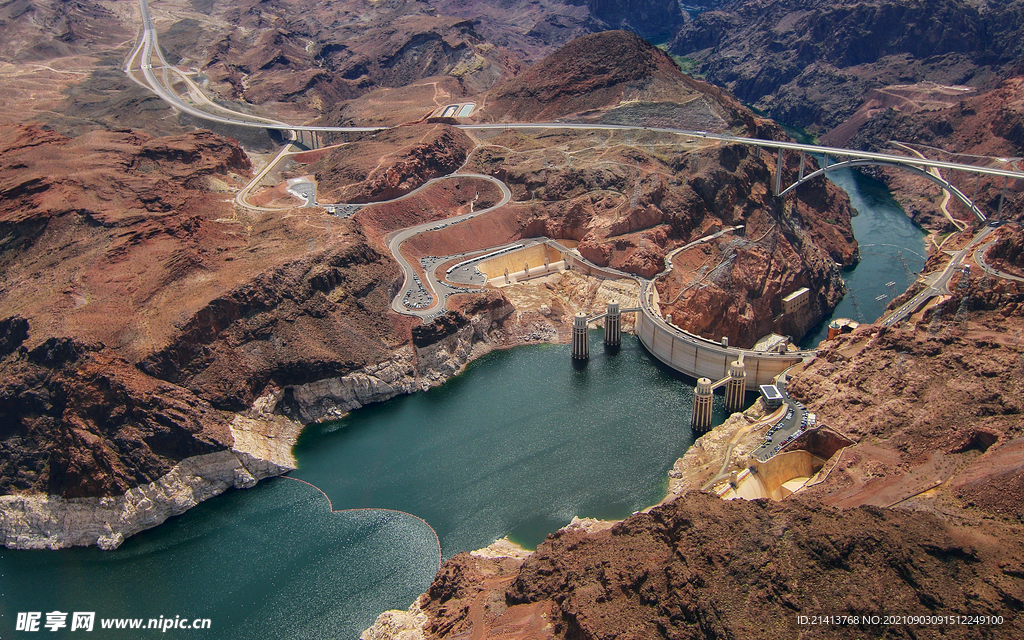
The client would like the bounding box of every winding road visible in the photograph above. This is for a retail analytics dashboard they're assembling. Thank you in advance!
[384,173,512,319]
[975,233,1024,283]
[127,0,1024,323]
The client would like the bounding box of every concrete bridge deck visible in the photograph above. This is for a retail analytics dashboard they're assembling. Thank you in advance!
[128,0,1021,387]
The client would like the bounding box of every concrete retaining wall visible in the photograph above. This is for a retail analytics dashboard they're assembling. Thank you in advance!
[478,244,562,280]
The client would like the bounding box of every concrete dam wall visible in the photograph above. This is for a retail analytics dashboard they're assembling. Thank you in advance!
[634,306,807,389]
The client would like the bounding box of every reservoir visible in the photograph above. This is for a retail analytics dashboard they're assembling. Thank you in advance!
[0,168,926,640]
[0,335,725,639]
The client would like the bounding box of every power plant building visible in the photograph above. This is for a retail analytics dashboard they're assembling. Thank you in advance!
[782,287,810,314]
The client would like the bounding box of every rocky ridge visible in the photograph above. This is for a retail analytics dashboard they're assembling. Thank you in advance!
[670,0,1024,134]
[362,229,1024,640]
[482,30,754,128]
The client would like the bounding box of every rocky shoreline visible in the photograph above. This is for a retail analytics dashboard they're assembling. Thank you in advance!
[0,415,298,550]
[0,294,519,550]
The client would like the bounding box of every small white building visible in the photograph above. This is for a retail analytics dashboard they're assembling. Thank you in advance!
[759,384,784,409]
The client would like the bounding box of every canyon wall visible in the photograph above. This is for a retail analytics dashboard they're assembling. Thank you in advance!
[670,0,1024,133]
[0,415,298,550]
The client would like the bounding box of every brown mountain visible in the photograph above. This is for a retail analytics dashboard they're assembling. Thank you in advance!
[481,29,755,130]
[669,0,1024,134]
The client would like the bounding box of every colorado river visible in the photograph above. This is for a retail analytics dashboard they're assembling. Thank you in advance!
[801,165,928,346]
[0,169,927,639]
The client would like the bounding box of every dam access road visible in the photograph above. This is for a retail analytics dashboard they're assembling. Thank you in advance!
[125,0,1024,385]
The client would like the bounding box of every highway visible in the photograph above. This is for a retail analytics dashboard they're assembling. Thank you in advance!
[127,0,1024,326]
[130,2,1024,183]
[880,225,996,327]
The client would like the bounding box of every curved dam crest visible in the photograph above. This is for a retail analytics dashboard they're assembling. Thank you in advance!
[0,165,925,639]
[0,336,726,639]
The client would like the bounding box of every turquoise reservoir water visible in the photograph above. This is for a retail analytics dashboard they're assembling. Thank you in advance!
[801,164,928,347]
[0,333,725,639]
[0,167,926,639]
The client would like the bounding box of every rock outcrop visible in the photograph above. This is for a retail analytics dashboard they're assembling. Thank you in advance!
[310,124,475,204]
[0,415,299,550]
[382,491,1024,639]
[670,0,1024,134]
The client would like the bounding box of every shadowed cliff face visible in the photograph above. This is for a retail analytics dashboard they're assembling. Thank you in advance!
[0,326,233,499]
[0,125,249,499]
[564,0,685,41]
[0,124,405,499]
[669,0,1024,132]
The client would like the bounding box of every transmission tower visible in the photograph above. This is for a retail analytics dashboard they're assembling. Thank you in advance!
[957,267,971,291]
[848,288,865,322]
[953,295,971,323]
[896,249,913,283]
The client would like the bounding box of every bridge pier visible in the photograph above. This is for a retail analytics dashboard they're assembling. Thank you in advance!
[572,312,589,361]
[691,377,714,432]
[603,302,621,347]
[774,149,784,196]
[998,175,1008,219]
[724,359,746,413]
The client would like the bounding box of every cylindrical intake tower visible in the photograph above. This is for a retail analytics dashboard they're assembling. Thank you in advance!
[604,302,621,347]
[572,312,589,361]
[691,377,714,431]
[724,359,747,413]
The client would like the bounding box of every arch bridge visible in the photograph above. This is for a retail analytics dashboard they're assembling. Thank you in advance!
[766,146,1022,224]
